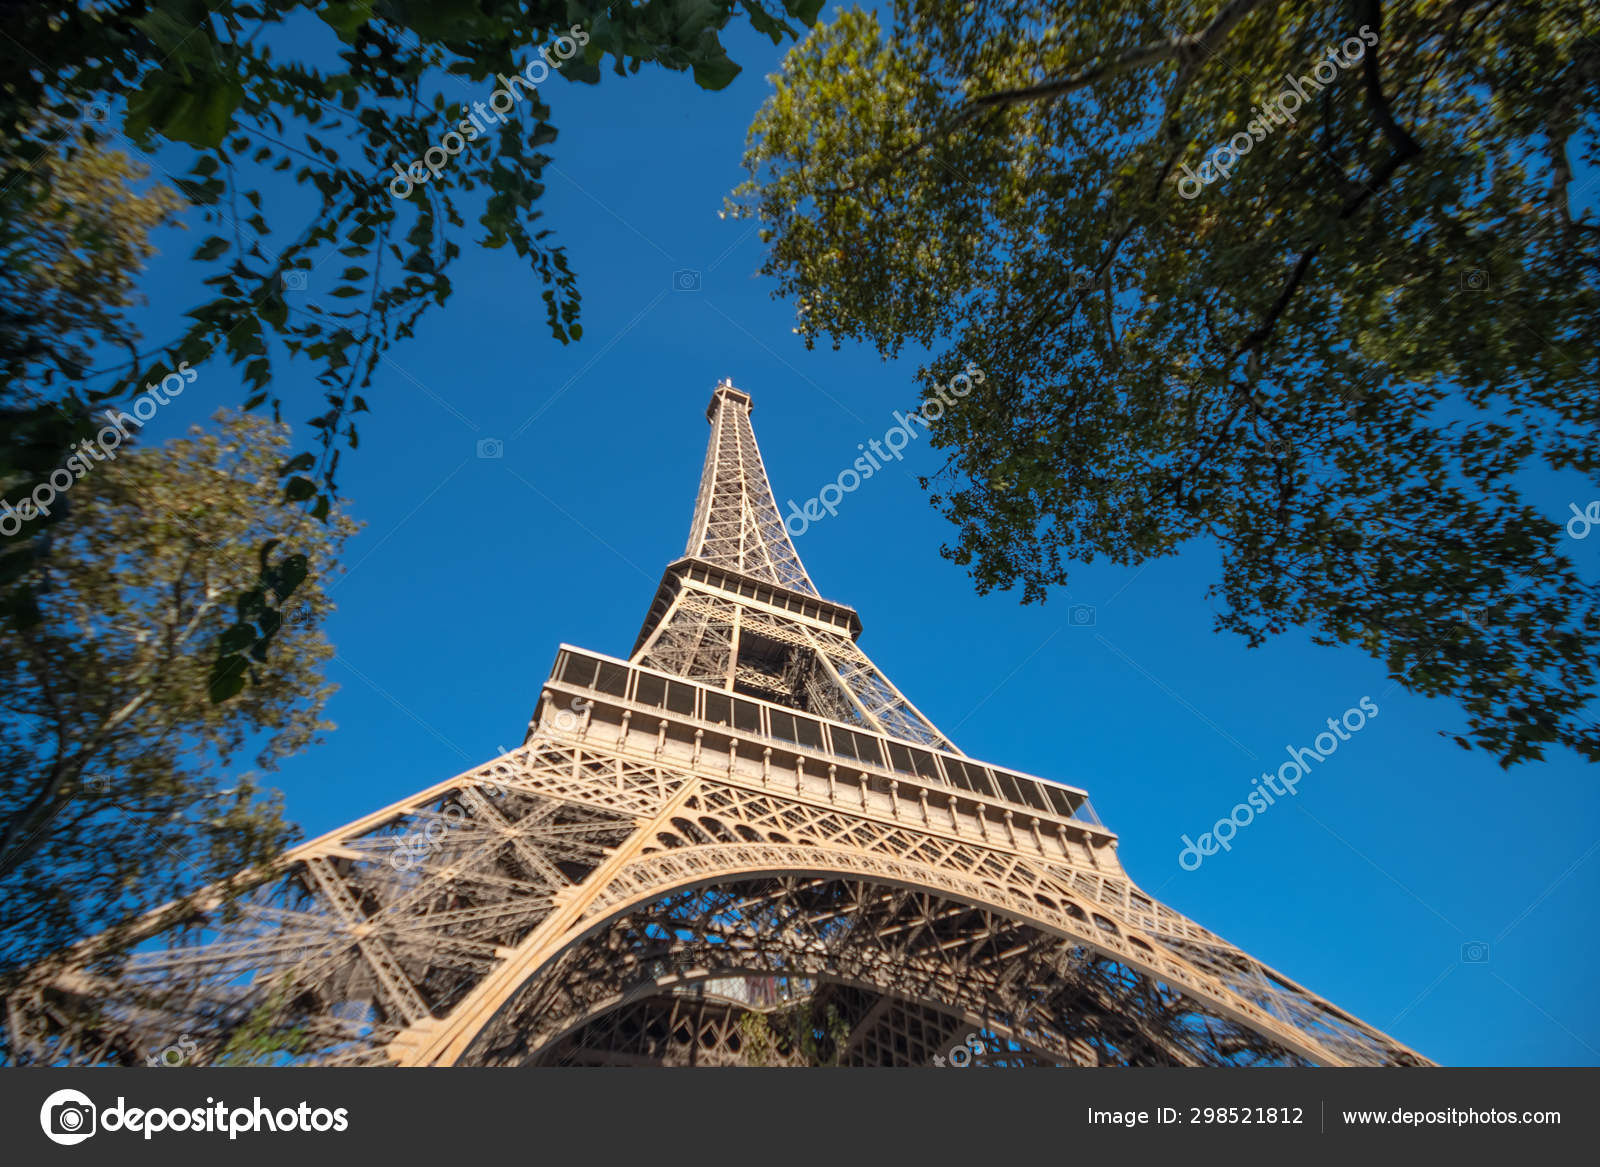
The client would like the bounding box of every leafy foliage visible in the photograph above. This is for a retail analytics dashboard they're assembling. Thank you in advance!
[0,127,187,610]
[214,977,311,1066]
[1,0,821,510]
[737,997,849,1065]
[0,123,186,395]
[1,0,821,693]
[0,411,356,975]
[733,0,1600,766]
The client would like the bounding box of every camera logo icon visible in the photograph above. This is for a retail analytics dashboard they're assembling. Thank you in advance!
[1457,268,1488,291]
[672,269,702,292]
[1461,941,1490,963]
[1067,603,1097,627]
[280,270,309,292]
[476,437,504,460]
[40,1088,97,1145]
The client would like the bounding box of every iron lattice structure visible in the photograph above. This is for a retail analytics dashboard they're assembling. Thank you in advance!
[5,382,1431,1068]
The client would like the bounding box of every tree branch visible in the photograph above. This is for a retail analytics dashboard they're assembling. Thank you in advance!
[1355,0,1423,159]
[968,0,1281,112]
[1233,8,1422,359]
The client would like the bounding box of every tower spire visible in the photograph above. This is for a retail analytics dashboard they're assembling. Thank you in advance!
[682,379,818,597]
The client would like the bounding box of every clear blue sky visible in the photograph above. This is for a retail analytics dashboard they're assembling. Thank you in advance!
[110,11,1599,1067]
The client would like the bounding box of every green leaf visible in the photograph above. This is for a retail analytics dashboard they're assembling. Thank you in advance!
[316,1,372,41]
[278,452,316,475]
[252,608,282,656]
[786,0,826,25]
[745,3,787,43]
[692,58,742,91]
[235,585,268,623]
[218,623,258,655]
[269,553,310,601]
[208,655,249,703]
[131,72,246,148]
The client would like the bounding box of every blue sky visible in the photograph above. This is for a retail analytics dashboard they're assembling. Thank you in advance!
[104,12,1599,1067]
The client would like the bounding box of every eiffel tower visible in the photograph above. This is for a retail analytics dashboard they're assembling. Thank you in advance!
[8,380,1430,1067]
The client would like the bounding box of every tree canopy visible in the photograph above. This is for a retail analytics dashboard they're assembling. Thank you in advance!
[1,0,822,691]
[0,126,187,621]
[732,0,1600,766]
[0,0,823,497]
[0,410,355,975]
[0,121,185,396]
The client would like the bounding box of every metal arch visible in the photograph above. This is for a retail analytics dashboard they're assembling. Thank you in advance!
[5,731,1426,1067]
[4,379,1432,1071]
[426,793,1421,1069]
[451,873,1313,1068]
